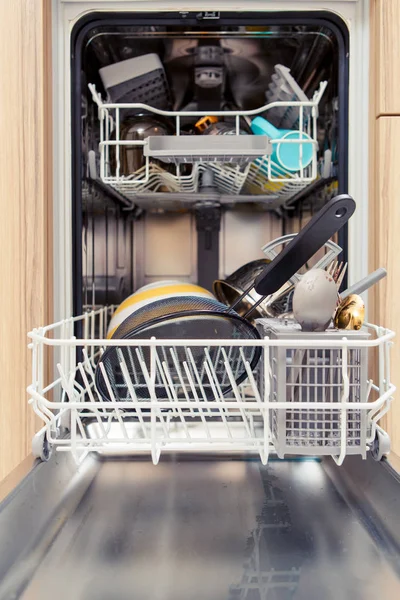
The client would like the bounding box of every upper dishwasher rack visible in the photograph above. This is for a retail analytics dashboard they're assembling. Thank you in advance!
[88,81,327,210]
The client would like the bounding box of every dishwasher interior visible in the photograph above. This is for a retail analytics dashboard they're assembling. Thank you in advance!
[76,17,345,311]
[1,9,399,599]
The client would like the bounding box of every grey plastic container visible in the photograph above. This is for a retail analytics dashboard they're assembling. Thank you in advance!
[256,318,369,458]
[143,135,272,164]
[99,54,171,109]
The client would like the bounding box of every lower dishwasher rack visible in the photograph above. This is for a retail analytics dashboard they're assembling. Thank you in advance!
[27,307,395,466]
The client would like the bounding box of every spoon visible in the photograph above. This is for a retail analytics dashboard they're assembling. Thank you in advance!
[334,294,365,330]
[293,268,340,332]
[332,268,386,330]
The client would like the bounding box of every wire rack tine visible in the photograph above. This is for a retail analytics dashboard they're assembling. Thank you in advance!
[239,348,263,406]
[82,349,107,412]
[98,361,130,440]
[221,348,252,438]
[161,358,191,439]
[182,360,212,439]
[186,347,213,415]
[212,345,224,384]
[77,362,108,439]
[154,350,178,417]
[169,347,196,415]
[204,348,229,411]
[75,412,88,441]
[57,363,77,404]
[134,348,169,438]
[117,352,148,439]
[203,360,233,438]
[183,346,198,395]
[126,345,140,387]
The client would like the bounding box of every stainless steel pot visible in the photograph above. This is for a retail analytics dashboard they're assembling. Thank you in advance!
[213,258,293,320]
[111,114,174,175]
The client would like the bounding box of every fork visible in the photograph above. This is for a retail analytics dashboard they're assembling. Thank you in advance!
[326,260,348,289]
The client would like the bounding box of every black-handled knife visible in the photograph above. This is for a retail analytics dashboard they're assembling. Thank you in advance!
[254,194,355,296]
[229,194,356,318]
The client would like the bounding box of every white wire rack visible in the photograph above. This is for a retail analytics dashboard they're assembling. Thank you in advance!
[88,81,327,208]
[243,159,318,203]
[28,307,395,466]
[105,162,248,197]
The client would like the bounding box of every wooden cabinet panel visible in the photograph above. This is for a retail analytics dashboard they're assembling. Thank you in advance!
[370,117,400,456]
[374,0,400,115]
[0,0,52,482]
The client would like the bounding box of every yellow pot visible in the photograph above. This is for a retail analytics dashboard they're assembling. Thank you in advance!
[107,280,214,338]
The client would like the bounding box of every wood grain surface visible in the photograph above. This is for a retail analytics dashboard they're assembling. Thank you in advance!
[0,0,52,482]
[375,0,400,116]
[369,1,400,462]
[369,116,400,457]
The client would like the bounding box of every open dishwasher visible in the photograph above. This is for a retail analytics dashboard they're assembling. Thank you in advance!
[1,4,400,599]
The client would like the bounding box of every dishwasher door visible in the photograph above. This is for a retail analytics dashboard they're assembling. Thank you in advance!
[1,454,400,599]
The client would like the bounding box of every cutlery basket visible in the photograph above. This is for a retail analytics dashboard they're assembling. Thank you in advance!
[256,318,369,458]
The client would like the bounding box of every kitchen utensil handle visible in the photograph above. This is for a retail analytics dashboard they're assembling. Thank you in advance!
[341,268,387,298]
[254,194,356,297]
[242,281,293,320]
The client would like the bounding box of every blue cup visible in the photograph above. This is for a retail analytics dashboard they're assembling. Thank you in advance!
[251,116,314,173]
